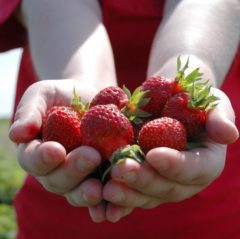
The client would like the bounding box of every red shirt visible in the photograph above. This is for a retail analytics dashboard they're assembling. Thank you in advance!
[1,1,240,238]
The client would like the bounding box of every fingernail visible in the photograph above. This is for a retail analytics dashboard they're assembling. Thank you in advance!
[225,119,239,143]
[82,192,89,202]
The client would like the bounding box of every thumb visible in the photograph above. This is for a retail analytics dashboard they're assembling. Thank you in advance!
[9,84,47,143]
[206,89,239,145]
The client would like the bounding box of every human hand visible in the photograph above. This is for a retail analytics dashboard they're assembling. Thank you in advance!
[9,80,104,207]
[89,88,239,222]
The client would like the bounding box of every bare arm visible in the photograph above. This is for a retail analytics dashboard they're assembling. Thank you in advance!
[99,0,240,223]
[20,0,116,89]
[148,0,240,87]
[9,0,117,217]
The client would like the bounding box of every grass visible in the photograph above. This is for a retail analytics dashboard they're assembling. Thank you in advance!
[0,119,26,239]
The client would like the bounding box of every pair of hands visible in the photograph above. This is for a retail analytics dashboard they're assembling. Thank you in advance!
[9,79,239,223]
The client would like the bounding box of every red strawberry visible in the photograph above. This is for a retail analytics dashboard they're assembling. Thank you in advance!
[162,89,219,140]
[42,106,82,153]
[81,104,134,160]
[42,88,88,153]
[140,57,204,117]
[138,117,187,153]
[140,76,175,117]
[90,86,128,109]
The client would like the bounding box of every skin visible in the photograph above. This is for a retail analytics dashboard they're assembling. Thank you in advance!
[10,0,240,223]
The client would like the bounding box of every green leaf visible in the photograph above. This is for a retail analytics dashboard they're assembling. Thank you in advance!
[177,56,181,71]
[175,57,219,111]
[132,118,143,124]
[183,68,202,85]
[137,97,151,107]
[176,56,189,82]
[71,87,89,113]
[131,86,142,98]
[72,87,79,106]
[135,109,152,118]
[123,85,132,100]
[112,144,145,164]
[122,86,151,120]
[128,115,136,121]
[132,91,147,104]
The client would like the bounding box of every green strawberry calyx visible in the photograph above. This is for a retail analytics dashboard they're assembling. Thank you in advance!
[187,80,220,110]
[101,144,145,183]
[176,56,220,110]
[176,56,204,91]
[71,87,89,116]
[121,86,152,124]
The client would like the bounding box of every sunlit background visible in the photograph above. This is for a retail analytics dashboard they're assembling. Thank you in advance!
[0,48,22,119]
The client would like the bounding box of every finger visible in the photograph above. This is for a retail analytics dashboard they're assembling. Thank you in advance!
[18,140,66,176]
[37,146,101,194]
[146,145,226,185]
[88,201,107,223]
[206,88,239,144]
[64,178,102,207]
[111,158,203,201]
[105,203,134,223]
[103,179,160,208]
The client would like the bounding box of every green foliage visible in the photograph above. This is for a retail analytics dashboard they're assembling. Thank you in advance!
[0,205,17,239]
[0,155,25,205]
[0,119,26,239]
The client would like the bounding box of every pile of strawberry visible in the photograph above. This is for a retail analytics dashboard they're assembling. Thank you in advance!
[42,57,219,179]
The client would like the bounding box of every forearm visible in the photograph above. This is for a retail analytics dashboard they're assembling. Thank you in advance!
[20,0,116,90]
[148,0,240,87]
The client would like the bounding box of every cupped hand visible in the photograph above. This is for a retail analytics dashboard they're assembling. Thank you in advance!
[90,88,239,223]
[9,80,103,207]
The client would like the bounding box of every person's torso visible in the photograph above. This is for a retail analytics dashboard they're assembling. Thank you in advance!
[12,1,240,238]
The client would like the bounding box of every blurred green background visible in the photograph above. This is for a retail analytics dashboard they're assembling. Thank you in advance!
[0,119,26,239]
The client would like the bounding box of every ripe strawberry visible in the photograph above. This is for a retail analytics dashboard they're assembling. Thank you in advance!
[90,86,128,109]
[81,104,134,160]
[140,57,204,117]
[162,87,219,140]
[138,117,187,153]
[42,106,82,153]
[140,76,175,117]
[42,88,88,153]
